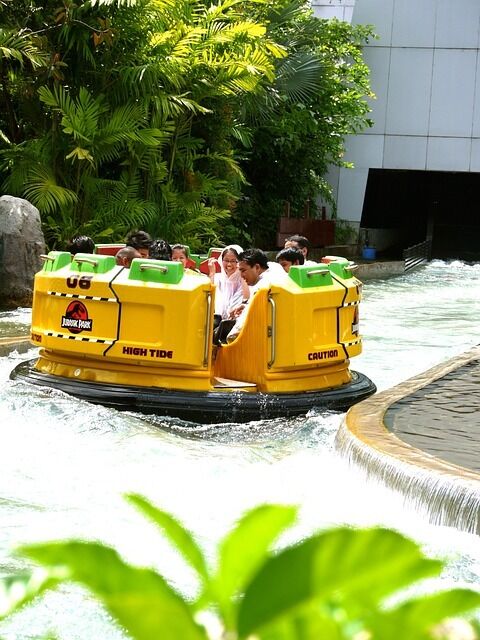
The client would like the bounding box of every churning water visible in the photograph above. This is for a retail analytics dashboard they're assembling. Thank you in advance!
[0,260,479,638]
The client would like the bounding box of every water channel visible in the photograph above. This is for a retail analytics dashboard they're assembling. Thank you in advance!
[0,259,479,638]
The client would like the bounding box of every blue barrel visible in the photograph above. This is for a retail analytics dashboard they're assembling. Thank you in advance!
[362,247,376,260]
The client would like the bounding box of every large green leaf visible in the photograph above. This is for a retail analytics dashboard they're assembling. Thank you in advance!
[237,527,443,638]
[20,541,207,640]
[126,494,210,584]
[370,589,480,640]
[215,504,298,627]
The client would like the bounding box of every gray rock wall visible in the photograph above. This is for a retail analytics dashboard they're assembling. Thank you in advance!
[0,195,45,309]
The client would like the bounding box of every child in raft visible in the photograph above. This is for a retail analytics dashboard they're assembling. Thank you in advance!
[276,247,305,273]
[171,244,200,271]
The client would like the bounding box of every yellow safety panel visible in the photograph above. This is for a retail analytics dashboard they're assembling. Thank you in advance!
[269,279,346,370]
[108,269,213,369]
[334,274,363,359]
[215,271,363,393]
[31,263,120,358]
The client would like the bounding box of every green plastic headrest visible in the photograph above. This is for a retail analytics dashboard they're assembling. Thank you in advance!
[71,253,116,274]
[325,258,354,279]
[288,264,333,288]
[128,259,183,284]
[41,251,72,272]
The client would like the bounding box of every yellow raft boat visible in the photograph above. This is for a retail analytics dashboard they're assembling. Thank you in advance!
[10,251,376,423]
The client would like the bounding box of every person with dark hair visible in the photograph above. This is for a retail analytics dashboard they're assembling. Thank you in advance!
[224,248,281,343]
[236,248,269,288]
[115,246,141,268]
[171,244,189,267]
[149,239,172,261]
[284,234,316,265]
[66,235,95,255]
[125,230,152,258]
[276,247,304,273]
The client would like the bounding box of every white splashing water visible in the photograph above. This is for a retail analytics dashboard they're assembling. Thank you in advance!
[0,260,479,638]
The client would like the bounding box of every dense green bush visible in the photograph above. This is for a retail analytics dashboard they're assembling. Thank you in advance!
[0,0,374,250]
[1,496,479,639]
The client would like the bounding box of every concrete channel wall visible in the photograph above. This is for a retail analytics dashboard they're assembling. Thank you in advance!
[337,346,480,535]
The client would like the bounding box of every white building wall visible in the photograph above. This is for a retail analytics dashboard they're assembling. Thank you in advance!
[311,0,356,23]
[311,0,480,224]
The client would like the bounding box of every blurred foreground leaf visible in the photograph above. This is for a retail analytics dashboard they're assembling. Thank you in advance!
[1,497,477,640]
[0,570,61,620]
[215,504,298,627]
[238,527,444,637]
[19,542,207,640]
[370,589,480,640]
[126,493,210,583]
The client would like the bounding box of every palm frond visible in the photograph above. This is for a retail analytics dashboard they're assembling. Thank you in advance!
[230,123,253,148]
[206,21,266,45]
[0,28,48,68]
[264,0,309,30]
[22,166,78,215]
[194,151,246,181]
[275,51,324,103]
[90,0,140,5]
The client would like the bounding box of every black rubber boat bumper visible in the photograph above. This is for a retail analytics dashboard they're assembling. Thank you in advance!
[10,359,376,424]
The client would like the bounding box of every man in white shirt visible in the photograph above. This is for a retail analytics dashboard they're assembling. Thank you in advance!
[226,248,279,342]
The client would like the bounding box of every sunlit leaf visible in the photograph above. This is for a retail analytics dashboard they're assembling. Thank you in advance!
[20,541,208,640]
[238,527,443,637]
[215,504,297,627]
[127,494,210,583]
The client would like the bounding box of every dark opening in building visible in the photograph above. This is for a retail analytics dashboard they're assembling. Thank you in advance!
[360,169,480,261]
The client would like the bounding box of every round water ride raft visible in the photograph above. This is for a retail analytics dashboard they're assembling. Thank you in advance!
[10,251,376,423]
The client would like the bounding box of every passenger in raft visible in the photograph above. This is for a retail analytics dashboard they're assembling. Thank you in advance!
[149,239,172,261]
[226,248,279,343]
[125,230,152,258]
[276,247,304,273]
[208,245,250,319]
[115,246,142,267]
[171,244,188,266]
[66,235,95,255]
[284,234,316,266]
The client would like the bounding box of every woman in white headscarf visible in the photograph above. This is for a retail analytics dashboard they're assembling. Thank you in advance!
[208,245,250,319]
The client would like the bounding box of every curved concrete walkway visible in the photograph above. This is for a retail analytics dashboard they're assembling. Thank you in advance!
[0,335,32,357]
[337,345,480,534]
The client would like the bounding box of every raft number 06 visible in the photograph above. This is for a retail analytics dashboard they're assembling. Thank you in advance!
[66,276,93,290]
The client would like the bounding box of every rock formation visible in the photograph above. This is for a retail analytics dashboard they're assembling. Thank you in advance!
[0,196,45,309]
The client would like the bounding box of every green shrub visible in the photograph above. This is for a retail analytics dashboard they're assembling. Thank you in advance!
[0,497,478,639]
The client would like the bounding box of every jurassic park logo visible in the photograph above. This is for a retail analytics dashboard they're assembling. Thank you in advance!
[61,301,93,334]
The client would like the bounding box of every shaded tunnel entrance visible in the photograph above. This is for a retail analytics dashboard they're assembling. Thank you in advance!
[360,169,480,261]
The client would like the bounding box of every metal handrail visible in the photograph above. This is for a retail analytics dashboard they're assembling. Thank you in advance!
[139,263,168,273]
[267,294,276,368]
[345,263,358,272]
[40,254,55,262]
[203,292,212,366]
[73,257,99,267]
[306,268,330,277]
[403,238,432,272]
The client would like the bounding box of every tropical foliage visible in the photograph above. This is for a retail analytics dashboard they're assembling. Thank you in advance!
[0,0,373,249]
[1,497,479,639]
[234,9,375,246]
